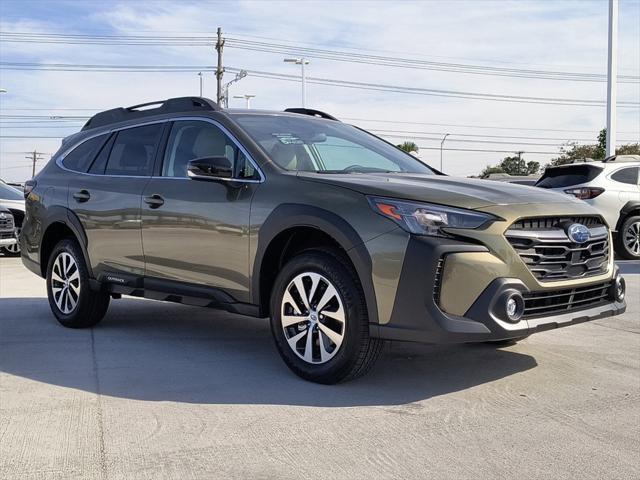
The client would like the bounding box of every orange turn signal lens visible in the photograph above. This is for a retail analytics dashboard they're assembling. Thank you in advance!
[376,203,402,220]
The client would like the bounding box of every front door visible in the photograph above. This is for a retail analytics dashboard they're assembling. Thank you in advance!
[141,119,262,302]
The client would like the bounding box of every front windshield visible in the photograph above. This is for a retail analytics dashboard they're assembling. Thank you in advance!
[234,114,435,174]
[0,183,23,200]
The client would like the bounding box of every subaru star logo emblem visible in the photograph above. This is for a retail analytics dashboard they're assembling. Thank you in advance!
[567,223,590,244]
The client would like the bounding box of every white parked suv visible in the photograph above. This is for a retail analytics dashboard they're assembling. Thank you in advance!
[536,155,640,259]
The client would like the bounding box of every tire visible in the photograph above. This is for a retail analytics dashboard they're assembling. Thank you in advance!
[270,248,384,384]
[46,238,110,328]
[616,215,640,260]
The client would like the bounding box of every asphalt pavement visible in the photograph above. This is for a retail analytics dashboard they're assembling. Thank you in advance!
[1,256,638,480]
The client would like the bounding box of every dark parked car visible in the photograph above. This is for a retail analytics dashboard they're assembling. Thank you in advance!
[21,97,626,383]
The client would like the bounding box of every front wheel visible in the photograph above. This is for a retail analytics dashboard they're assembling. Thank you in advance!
[270,249,384,384]
[46,238,110,328]
[616,216,640,260]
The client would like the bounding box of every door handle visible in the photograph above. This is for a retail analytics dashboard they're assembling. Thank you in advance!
[73,190,91,202]
[144,194,165,209]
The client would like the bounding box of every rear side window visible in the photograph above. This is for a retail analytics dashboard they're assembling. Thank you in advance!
[88,134,116,174]
[62,135,108,172]
[105,124,164,176]
[536,165,602,188]
[610,167,638,185]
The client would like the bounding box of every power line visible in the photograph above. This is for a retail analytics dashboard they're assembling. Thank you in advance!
[2,31,638,83]
[225,67,640,108]
[225,38,640,84]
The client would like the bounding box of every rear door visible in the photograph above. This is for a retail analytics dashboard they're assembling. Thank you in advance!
[140,118,262,302]
[67,123,164,280]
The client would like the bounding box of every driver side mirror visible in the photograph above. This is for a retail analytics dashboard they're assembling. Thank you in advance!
[187,156,233,180]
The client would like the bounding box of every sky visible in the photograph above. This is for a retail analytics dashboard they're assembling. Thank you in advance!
[0,0,639,182]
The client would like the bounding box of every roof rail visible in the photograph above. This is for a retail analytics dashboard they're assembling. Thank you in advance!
[82,97,220,131]
[284,108,339,121]
[603,154,640,163]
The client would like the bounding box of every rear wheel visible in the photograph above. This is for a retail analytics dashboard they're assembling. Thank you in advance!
[270,249,384,384]
[46,238,110,328]
[616,215,640,260]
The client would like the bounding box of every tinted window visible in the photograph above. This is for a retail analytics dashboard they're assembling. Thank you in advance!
[536,165,602,188]
[105,124,163,176]
[0,183,23,200]
[88,134,116,174]
[610,167,638,185]
[234,114,434,174]
[62,135,107,172]
[163,120,258,179]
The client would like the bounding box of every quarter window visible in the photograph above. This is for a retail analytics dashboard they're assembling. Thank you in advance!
[62,135,108,172]
[610,167,638,185]
[105,124,163,177]
[162,120,258,179]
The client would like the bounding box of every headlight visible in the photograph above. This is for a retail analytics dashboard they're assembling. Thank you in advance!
[367,196,496,236]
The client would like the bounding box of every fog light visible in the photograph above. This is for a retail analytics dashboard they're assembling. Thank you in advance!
[610,275,626,302]
[503,291,524,322]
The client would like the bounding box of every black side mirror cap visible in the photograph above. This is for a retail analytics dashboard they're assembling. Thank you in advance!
[187,156,233,180]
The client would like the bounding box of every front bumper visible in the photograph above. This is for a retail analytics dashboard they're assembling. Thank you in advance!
[370,235,626,343]
[0,236,17,247]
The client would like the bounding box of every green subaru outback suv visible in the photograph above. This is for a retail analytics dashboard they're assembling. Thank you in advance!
[21,97,626,383]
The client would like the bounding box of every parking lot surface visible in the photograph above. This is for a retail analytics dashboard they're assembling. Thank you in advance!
[1,256,639,480]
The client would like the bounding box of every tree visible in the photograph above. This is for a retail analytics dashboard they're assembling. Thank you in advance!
[397,141,419,154]
[480,154,540,178]
[549,128,639,166]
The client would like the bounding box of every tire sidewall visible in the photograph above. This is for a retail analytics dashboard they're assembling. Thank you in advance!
[270,251,368,383]
[617,216,640,260]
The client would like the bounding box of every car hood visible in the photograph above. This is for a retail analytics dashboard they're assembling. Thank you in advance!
[297,172,578,210]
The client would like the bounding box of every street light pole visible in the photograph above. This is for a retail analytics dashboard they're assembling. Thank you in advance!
[606,0,618,158]
[233,94,256,108]
[284,58,310,107]
[198,72,203,97]
[440,133,450,172]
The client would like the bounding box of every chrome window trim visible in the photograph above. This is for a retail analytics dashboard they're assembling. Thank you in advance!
[55,116,265,183]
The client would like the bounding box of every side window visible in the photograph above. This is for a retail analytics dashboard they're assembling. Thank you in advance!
[88,134,115,174]
[105,124,163,176]
[62,134,107,172]
[610,167,639,185]
[162,120,258,179]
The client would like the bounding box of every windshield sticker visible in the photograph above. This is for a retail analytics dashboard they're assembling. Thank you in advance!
[273,133,305,145]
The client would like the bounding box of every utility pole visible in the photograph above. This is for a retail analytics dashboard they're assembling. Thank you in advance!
[440,133,450,172]
[517,151,524,175]
[215,27,225,105]
[198,72,203,97]
[25,150,44,178]
[606,0,618,158]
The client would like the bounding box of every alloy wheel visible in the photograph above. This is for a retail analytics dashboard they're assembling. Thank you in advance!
[4,228,20,254]
[281,272,346,364]
[51,252,81,314]
[624,221,640,256]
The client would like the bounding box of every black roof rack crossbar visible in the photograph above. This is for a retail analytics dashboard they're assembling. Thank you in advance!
[284,108,339,121]
[82,97,220,131]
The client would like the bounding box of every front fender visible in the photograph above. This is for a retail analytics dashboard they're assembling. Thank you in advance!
[251,203,379,324]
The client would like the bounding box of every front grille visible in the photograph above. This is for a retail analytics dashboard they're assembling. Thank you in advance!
[510,216,603,230]
[0,214,15,232]
[0,232,15,240]
[523,281,612,318]
[506,216,609,281]
[433,257,445,304]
